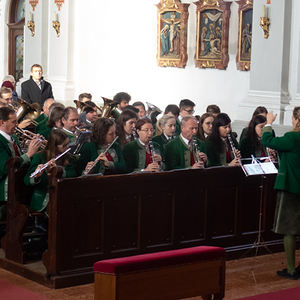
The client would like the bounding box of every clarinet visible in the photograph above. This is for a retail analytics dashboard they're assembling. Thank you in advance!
[84,136,119,175]
[131,129,138,140]
[30,148,71,178]
[227,133,240,162]
[191,137,204,168]
[148,138,162,171]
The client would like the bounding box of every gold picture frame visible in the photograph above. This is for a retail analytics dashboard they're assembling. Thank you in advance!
[236,0,253,71]
[156,0,190,68]
[194,0,232,70]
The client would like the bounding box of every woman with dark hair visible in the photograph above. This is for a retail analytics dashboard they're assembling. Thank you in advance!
[204,113,240,166]
[123,118,162,173]
[77,118,126,175]
[239,115,268,158]
[239,106,269,142]
[24,129,76,212]
[153,114,176,158]
[197,113,214,141]
[116,110,137,149]
[262,107,300,280]
[38,106,65,139]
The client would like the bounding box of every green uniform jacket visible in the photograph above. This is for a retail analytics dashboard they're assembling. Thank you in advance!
[164,135,206,170]
[175,119,181,136]
[239,137,267,159]
[77,141,126,176]
[24,152,76,211]
[0,134,31,200]
[262,126,300,194]
[123,139,162,173]
[34,116,49,134]
[152,134,173,159]
[61,128,77,144]
[204,136,238,167]
[39,125,52,140]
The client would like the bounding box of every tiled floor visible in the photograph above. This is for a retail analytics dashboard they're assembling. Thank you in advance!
[0,250,299,300]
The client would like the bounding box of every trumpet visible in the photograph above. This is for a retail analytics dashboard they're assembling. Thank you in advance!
[16,127,47,149]
[84,136,119,175]
[29,147,71,178]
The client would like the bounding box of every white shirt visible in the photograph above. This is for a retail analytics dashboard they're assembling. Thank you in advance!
[0,129,12,142]
[180,133,189,147]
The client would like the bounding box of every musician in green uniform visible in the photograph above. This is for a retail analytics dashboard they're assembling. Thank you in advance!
[0,107,41,201]
[24,130,76,213]
[77,118,126,176]
[34,98,54,129]
[123,118,162,173]
[262,107,300,280]
[61,107,79,144]
[112,92,131,121]
[153,114,176,159]
[176,99,196,136]
[164,116,207,170]
[204,113,240,167]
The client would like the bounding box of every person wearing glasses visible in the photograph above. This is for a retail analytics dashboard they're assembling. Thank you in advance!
[176,99,196,135]
[24,129,76,230]
[123,118,162,173]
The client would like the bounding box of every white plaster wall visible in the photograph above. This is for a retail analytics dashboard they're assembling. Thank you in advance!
[73,0,250,119]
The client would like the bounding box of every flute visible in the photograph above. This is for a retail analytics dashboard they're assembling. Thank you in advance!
[84,136,119,175]
[29,148,71,178]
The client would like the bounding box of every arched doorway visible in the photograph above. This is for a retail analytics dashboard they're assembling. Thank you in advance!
[7,0,25,82]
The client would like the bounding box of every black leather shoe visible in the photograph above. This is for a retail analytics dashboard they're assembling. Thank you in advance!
[295,264,300,276]
[277,268,298,280]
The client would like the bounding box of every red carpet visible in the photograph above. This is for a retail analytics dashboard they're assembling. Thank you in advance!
[236,286,300,300]
[0,278,50,300]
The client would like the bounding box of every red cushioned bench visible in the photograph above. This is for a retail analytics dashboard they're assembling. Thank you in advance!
[93,246,226,300]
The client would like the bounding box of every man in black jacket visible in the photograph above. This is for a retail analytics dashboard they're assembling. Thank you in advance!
[21,64,54,107]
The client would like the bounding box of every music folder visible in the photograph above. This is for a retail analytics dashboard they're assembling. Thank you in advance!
[240,155,278,177]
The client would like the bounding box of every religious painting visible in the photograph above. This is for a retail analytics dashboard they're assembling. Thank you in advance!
[194,0,231,70]
[156,0,189,68]
[236,0,253,71]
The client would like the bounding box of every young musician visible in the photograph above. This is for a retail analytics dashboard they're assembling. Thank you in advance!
[0,107,41,201]
[239,115,268,158]
[239,106,270,142]
[77,118,126,175]
[116,110,138,149]
[197,113,214,141]
[262,107,300,280]
[153,114,176,158]
[164,116,207,170]
[123,118,162,173]
[204,113,241,167]
[24,129,76,212]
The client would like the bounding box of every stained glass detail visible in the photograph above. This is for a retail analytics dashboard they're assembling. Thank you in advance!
[15,35,24,82]
[16,0,25,22]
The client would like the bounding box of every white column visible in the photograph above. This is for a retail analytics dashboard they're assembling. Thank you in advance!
[237,0,293,125]
[284,0,300,124]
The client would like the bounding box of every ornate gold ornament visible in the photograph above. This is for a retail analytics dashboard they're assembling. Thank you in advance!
[27,21,35,37]
[203,0,220,7]
[53,21,60,37]
[260,17,270,39]
[162,0,177,9]
[201,61,216,68]
[162,60,177,67]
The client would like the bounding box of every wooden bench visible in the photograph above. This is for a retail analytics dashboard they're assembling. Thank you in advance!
[1,157,47,264]
[93,246,226,300]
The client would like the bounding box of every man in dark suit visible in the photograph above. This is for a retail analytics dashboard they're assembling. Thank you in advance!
[0,107,41,200]
[21,64,54,107]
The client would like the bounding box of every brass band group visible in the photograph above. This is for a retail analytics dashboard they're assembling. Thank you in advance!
[1,64,300,281]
